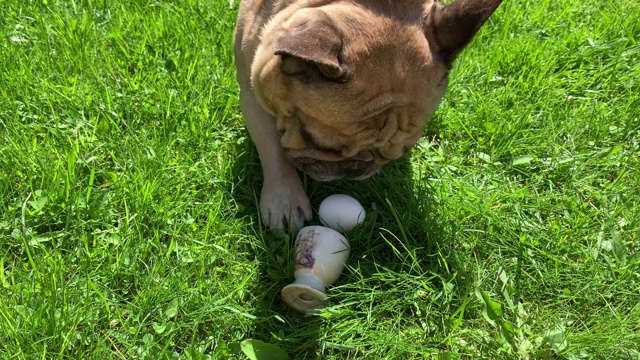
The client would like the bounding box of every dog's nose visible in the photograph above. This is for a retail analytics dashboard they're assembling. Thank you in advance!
[350,150,373,162]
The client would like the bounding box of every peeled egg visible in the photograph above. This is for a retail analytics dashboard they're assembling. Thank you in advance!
[318,194,365,232]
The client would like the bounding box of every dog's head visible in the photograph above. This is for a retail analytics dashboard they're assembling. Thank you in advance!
[251,0,502,181]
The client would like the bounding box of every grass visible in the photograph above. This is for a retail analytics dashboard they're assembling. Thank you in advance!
[0,0,638,358]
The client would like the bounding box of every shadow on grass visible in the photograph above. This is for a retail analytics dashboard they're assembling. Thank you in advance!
[227,120,472,357]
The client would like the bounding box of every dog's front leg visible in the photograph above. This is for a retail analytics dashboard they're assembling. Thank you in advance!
[238,85,313,231]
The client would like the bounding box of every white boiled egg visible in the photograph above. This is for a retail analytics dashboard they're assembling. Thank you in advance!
[318,194,366,232]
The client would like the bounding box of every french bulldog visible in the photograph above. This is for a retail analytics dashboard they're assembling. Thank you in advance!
[234,0,503,231]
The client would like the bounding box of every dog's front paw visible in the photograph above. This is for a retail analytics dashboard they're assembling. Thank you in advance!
[259,173,312,232]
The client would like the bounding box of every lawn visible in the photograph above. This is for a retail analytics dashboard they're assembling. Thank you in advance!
[1,0,639,358]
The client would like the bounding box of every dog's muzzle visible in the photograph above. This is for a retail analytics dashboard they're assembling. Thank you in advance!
[289,157,381,181]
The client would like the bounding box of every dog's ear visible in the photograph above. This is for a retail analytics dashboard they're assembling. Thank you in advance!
[427,0,503,64]
[274,16,351,83]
